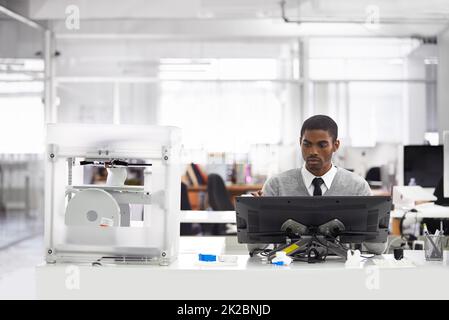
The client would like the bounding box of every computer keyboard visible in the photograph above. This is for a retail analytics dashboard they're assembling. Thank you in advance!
[372,258,415,268]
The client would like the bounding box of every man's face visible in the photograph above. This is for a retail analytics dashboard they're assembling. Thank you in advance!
[300,129,339,174]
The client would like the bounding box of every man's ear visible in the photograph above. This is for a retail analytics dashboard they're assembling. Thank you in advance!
[333,139,340,152]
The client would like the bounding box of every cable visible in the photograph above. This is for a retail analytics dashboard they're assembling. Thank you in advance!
[384,236,406,254]
[261,233,352,263]
[289,234,330,263]
[399,208,417,238]
[323,233,351,252]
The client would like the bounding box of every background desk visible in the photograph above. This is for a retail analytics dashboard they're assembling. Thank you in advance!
[390,205,449,235]
[181,210,235,224]
[36,236,449,299]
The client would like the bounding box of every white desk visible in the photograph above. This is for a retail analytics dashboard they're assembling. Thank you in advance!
[391,204,449,219]
[180,210,236,224]
[36,236,449,300]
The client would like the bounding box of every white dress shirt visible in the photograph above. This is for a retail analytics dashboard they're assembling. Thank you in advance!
[301,164,338,196]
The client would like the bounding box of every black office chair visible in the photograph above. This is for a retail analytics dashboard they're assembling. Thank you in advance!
[207,174,234,211]
[205,174,234,235]
[434,176,449,206]
[365,166,382,188]
[180,182,202,236]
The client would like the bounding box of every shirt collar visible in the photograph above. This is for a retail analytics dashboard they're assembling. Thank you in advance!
[301,163,338,190]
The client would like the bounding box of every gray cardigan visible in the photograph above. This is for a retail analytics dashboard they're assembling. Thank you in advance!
[262,167,372,197]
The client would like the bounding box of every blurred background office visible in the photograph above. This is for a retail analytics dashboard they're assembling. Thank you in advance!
[0,0,449,264]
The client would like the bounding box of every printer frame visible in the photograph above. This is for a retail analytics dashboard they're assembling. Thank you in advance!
[44,124,182,266]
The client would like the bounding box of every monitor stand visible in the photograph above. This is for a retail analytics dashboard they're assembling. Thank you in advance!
[266,219,349,263]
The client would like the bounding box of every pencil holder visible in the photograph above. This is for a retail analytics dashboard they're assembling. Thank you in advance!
[424,235,444,261]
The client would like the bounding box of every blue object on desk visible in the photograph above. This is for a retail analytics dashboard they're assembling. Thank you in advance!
[198,254,217,262]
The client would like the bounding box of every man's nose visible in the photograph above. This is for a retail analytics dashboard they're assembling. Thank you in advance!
[309,145,319,156]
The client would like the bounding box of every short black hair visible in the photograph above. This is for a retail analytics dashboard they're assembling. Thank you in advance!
[300,115,338,141]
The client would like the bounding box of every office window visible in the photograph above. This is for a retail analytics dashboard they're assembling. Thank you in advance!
[57,83,114,123]
[348,82,404,147]
[0,59,45,153]
[160,81,282,152]
[159,59,283,152]
[308,38,422,147]
[0,97,45,153]
[159,58,278,80]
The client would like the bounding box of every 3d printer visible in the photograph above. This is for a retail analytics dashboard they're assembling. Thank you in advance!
[44,124,182,265]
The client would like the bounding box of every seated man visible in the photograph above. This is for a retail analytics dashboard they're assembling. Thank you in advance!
[263,115,370,197]
[252,114,385,254]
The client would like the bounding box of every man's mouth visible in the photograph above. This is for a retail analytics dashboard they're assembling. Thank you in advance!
[307,158,321,163]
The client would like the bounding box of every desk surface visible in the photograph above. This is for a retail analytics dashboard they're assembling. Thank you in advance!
[36,236,449,299]
[181,210,235,223]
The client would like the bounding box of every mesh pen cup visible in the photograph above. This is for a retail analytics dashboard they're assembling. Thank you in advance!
[424,235,444,261]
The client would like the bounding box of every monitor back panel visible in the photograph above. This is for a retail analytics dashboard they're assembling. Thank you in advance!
[235,196,391,244]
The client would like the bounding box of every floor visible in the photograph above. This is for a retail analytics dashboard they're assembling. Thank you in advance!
[0,212,44,299]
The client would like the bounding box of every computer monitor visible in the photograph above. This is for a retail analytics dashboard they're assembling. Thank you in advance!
[444,132,449,198]
[235,196,391,245]
[403,145,443,188]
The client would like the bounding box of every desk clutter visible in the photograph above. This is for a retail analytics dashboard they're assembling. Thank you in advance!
[372,258,416,268]
[195,253,239,267]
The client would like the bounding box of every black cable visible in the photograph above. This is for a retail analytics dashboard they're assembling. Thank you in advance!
[323,233,350,252]
[311,234,329,261]
[289,234,329,263]
[261,233,349,263]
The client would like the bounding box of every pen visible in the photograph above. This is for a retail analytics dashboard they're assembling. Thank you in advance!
[423,223,429,235]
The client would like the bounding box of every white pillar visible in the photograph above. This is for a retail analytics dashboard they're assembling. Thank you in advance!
[404,57,427,145]
[438,28,449,140]
[44,30,56,123]
[113,82,120,124]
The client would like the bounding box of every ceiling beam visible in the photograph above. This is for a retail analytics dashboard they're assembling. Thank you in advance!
[0,4,47,30]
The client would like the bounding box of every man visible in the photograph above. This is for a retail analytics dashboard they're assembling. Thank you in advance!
[252,115,386,254]
[261,114,371,197]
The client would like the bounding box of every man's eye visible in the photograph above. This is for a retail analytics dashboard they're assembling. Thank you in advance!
[319,143,328,148]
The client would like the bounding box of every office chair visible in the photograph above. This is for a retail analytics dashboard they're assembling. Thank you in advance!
[434,176,449,206]
[207,174,234,211]
[205,174,234,235]
[365,166,382,188]
[180,182,202,236]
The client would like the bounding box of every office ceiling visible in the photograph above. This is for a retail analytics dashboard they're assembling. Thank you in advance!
[3,0,449,37]
[22,0,448,21]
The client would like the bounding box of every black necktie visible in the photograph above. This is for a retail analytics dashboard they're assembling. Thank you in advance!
[312,177,324,196]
